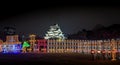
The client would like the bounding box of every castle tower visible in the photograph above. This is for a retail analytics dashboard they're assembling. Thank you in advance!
[44,24,66,40]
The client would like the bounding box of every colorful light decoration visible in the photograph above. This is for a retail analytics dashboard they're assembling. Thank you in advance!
[12,44,22,53]
[2,44,22,53]
[0,32,119,62]
[0,40,3,52]
[37,39,47,53]
[29,34,36,52]
[0,45,2,52]
[2,35,22,53]
[22,41,30,48]
[111,39,117,61]
[22,41,30,53]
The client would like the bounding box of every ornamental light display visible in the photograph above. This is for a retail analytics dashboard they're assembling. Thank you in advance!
[22,41,30,48]
[29,34,36,52]
[44,24,66,40]
[2,35,22,53]
[111,39,117,61]
[0,40,3,52]
[22,41,30,53]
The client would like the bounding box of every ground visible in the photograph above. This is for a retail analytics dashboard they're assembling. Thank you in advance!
[0,53,120,65]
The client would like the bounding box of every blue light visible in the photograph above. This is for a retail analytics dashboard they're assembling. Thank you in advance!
[2,44,22,53]
[12,44,22,53]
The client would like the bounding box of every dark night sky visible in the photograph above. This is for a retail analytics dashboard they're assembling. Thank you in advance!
[0,1,120,37]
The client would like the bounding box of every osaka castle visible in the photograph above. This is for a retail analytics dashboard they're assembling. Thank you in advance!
[44,24,66,40]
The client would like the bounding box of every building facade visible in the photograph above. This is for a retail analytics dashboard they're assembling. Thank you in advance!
[0,34,120,54]
[47,39,120,54]
[37,39,47,53]
[29,34,36,52]
[2,35,22,53]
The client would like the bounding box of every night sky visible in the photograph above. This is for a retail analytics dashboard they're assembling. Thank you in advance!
[0,1,120,37]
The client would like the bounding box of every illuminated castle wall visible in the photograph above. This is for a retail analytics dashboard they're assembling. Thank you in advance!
[47,39,92,53]
[2,35,22,53]
[47,39,120,53]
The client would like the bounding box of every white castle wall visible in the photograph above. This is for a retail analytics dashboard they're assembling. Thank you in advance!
[47,39,120,54]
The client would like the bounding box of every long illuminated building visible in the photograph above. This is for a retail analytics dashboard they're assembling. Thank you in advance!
[47,39,120,53]
[0,40,3,52]
[0,35,120,54]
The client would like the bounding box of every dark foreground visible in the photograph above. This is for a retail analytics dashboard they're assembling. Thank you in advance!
[0,53,120,65]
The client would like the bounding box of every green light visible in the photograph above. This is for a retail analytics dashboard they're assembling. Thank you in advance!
[22,41,30,48]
